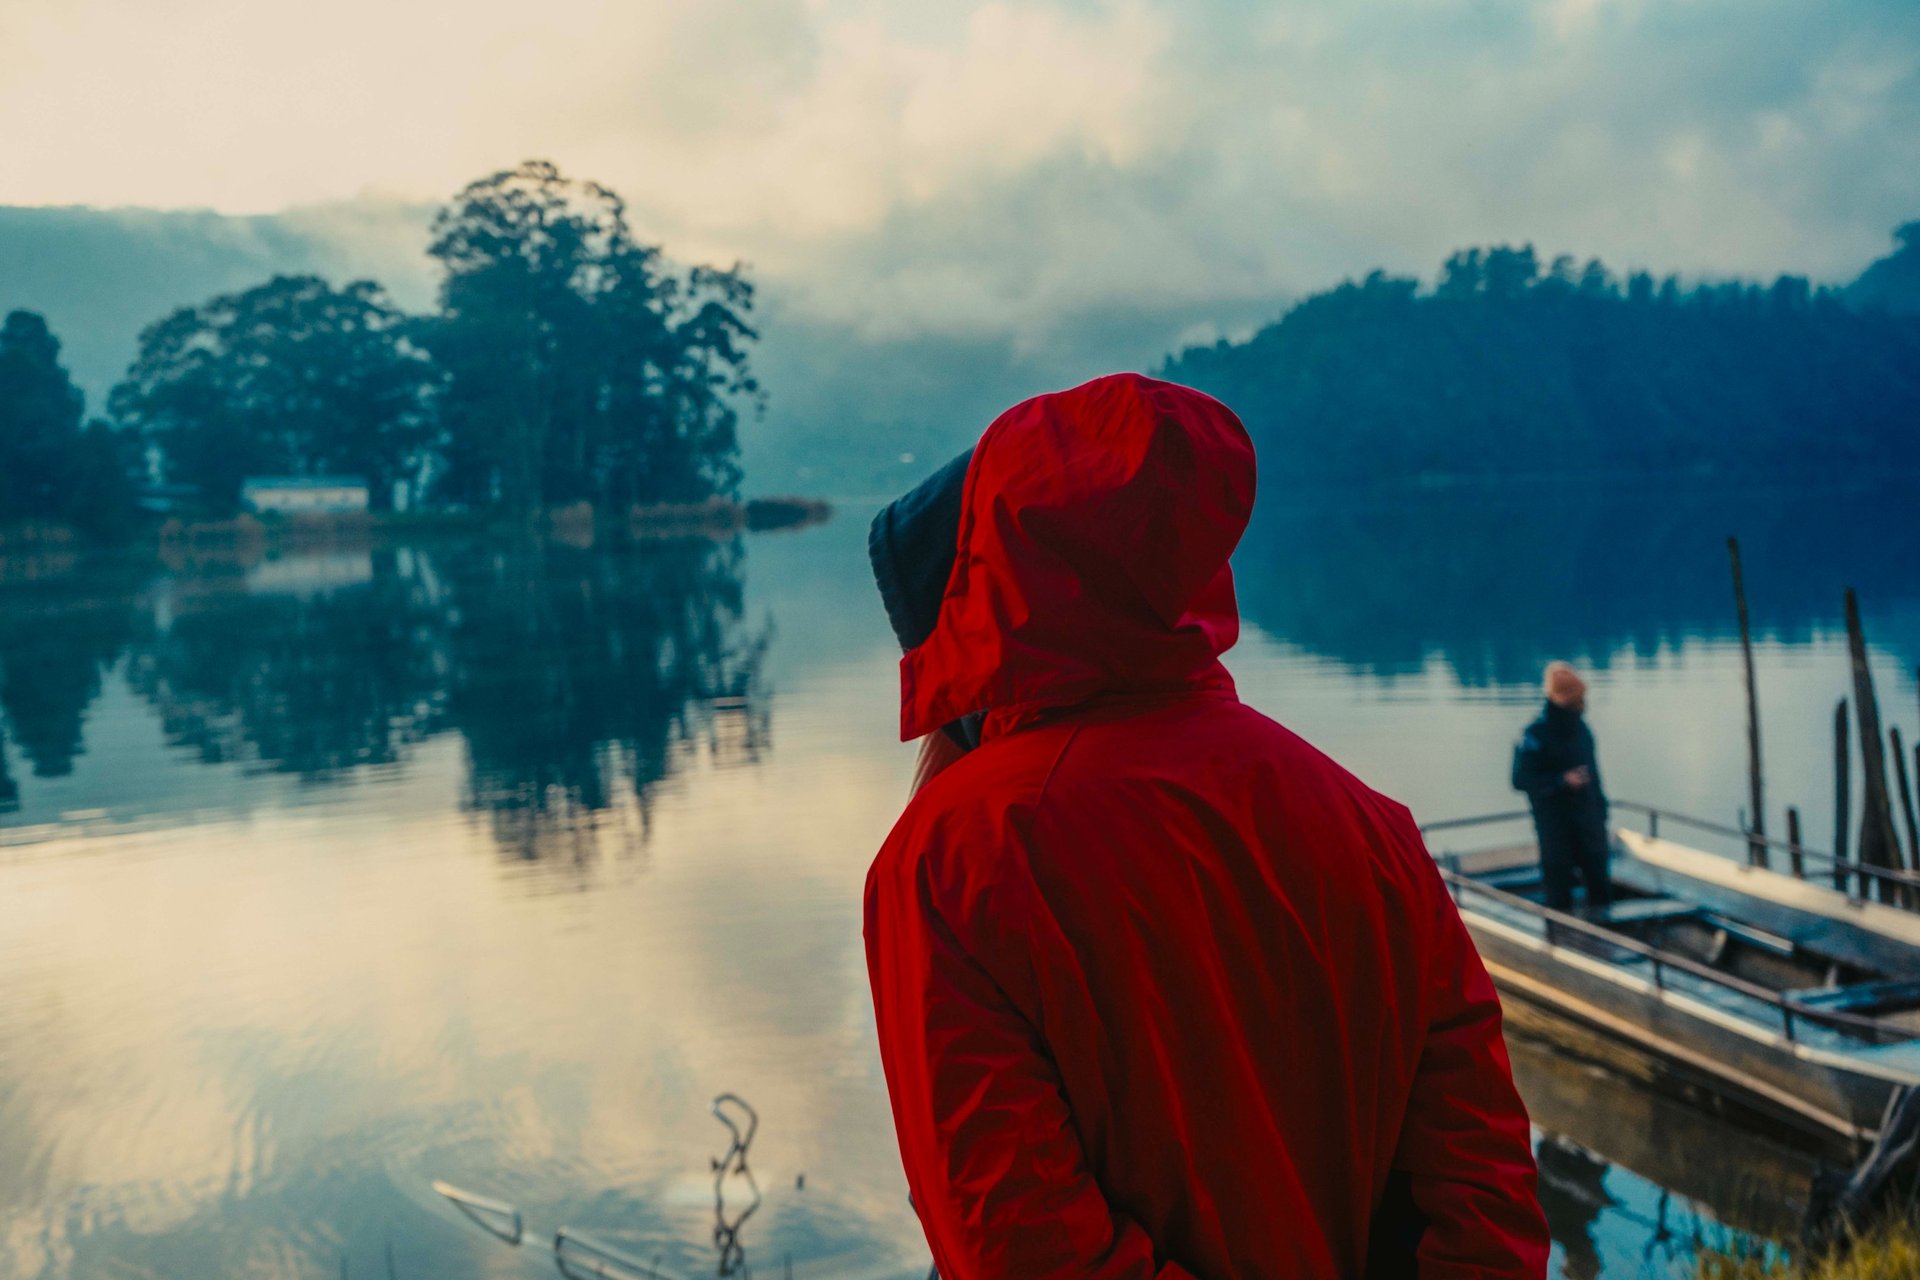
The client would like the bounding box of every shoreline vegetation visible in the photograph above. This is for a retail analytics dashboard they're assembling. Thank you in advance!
[1696,1219,1920,1279]
[163,496,834,548]
[0,495,834,571]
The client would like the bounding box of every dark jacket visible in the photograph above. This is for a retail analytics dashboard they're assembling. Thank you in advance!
[864,373,1547,1279]
[1511,700,1607,837]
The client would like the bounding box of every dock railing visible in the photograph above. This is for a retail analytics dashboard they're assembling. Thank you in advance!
[1421,808,1915,1048]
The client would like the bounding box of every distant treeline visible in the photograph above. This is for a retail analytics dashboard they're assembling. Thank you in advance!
[0,160,758,539]
[1164,227,1920,483]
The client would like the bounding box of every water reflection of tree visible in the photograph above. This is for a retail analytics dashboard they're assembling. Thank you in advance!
[0,571,135,781]
[0,537,768,849]
[125,551,450,777]
[446,539,768,864]
[0,729,15,810]
[1234,481,1920,685]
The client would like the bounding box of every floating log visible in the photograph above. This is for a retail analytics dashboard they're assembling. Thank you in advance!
[1835,698,1852,893]
[1729,537,1767,867]
[1845,588,1906,903]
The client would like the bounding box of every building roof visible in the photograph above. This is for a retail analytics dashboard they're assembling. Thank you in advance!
[240,476,369,490]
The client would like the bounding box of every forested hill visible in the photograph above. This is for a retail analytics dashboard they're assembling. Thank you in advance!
[1849,221,1920,315]
[1162,240,1920,483]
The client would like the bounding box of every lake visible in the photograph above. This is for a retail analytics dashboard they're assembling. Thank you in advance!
[3,480,1918,1279]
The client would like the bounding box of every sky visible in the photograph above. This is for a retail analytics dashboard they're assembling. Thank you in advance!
[3,0,1919,482]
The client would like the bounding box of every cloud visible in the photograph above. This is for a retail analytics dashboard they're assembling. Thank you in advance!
[3,0,1907,284]
[3,0,1920,293]
[2,0,1917,482]
[0,0,1171,236]
[679,0,1917,327]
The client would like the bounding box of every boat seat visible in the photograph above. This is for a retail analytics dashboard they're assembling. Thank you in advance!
[1787,978,1920,1011]
[1475,865,1546,892]
[1551,928,1652,966]
[1703,914,1797,958]
[1595,897,1697,926]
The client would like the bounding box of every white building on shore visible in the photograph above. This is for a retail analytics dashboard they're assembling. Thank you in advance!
[239,476,370,515]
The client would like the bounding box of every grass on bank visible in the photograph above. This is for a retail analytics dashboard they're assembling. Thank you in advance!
[1696,1220,1920,1279]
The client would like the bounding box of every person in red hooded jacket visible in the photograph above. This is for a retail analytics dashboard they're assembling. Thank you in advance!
[863,373,1548,1280]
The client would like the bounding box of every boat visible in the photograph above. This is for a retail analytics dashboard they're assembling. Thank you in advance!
[1423,801,1920,1148]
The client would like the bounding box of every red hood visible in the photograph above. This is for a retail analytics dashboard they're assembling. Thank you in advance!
[899,373,1256,741]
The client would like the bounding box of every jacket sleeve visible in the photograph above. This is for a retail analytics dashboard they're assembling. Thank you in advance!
[1387,864,1551,1279]
[865,854,1196,1280]
[1510,729,1561,802]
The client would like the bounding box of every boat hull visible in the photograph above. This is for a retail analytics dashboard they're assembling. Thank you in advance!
[1461,894,1920,1146]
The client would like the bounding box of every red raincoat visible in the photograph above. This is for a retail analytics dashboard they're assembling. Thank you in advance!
[865,374,1548,1279]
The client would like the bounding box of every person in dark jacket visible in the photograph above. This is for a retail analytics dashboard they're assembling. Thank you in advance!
[865,373,1548,1279]
[1512,662,1613,913]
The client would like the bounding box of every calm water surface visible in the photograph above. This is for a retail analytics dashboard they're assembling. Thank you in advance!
[3,483,1918,1279]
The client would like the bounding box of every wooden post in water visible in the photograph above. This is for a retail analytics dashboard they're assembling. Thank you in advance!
[1787,806,1805,879]
[1729,537,1767,867]
[1895,726,1920,874]
[1845,588,1906,903]
[1835,698,1852,893]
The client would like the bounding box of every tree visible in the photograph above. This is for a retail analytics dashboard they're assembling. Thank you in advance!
[1847,220,1920,316]
[1161,238,1920,484]
[1483,244,1540,298]
[1437,248,1484,298]
[110,276,436,511]
[0,310,136,537]
[0,310,87,520]
[1577,258,1614,298]
[421,160,758,518]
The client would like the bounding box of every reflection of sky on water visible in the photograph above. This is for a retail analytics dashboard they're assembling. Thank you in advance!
[2,483,1918,1276]
[1,687,928,1276]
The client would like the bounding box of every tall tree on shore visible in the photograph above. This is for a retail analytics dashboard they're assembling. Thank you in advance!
[110,276,436,511]
[0,311,84,521]
[420,160,758,519]
[0,310,136,538]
